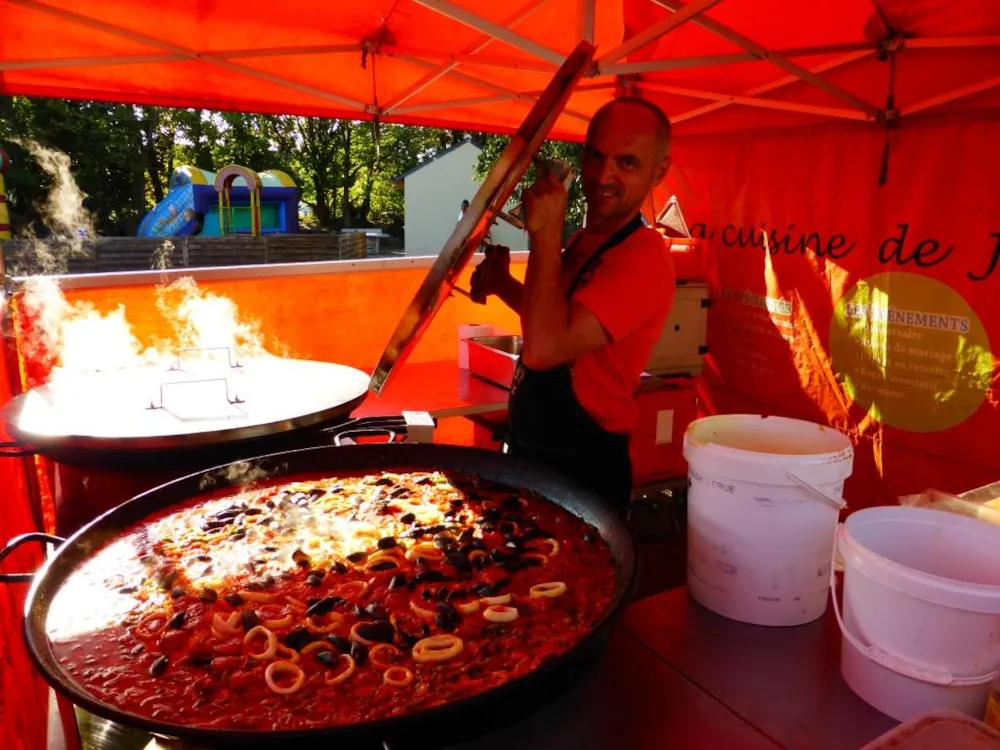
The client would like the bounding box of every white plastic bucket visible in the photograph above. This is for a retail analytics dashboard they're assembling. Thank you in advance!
[683,414,854,627]
[835,506,1000,721]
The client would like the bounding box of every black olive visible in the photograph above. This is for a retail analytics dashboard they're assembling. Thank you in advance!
[396,629,419,649]
[130,644,145,656]
[416,477,433,485]
[351,603,367,619]
[355,620,394,644]
[582,533,596,543]
[201,519,228,532]
[450,499,464,509]
[225,593,244,606]
[482,508,501,523]
[168,611,186,630]
[433,534,455,552]
[499,521,518,535]
[424,524,448,535]
[375,477,394,486]
[505,540,521,551]
[435,611,459,632]
[377,536,397,550]
[458,529,474,543]
[400,528,425,539]
[309,488,327,498]
[188,653,212,667]
[365,602,387,620]
[388,574,407,590]
[347,552,366,563]
[306,597,339,618]
[447,552,471,573]
[306,573,323,587]
[502,496,521,511]
[444,509,459,519]
[245,580,265,592]
[316,650,337,666]
[265,499,275,509]
[292,549,312,567]
[350,641,369,665]
[420,589,433,600]
[481,523,496,534]
[368,560,398,572]
[285,628,319,651]
[521,528,554,542]
[262,574,276,588]
[241,610,259,629]
[414,570,446,584]
[292,493,310,506]
[195,554,212,563]
[156,569,179,590]
[149,655,169,677]
[170,586,186,599]
[399,512,416,524]
[244,507,263,516]
[473,582,494,597]
[493,576,512,592]
[230,530,247,541]
[325,634,351,653]
[389,487,410,498]
[118,585,138,594]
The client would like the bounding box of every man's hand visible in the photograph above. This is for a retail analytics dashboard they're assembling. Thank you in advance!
[522,168,567,242]
[470,245,511,300]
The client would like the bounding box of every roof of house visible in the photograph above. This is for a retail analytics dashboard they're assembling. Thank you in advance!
[391,138,483,187]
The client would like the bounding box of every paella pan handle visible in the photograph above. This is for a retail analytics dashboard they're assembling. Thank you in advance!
[323,416,409,447]
[0,532,65,583]
[0,440,37,458]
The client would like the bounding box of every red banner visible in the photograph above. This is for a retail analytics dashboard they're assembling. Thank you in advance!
[661,113,1000,508]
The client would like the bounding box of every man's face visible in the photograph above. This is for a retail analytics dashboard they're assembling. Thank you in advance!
[461,201,469,211]
[581,104,669,228]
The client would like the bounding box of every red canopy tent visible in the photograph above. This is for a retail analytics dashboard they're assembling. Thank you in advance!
[2,1,1000,747]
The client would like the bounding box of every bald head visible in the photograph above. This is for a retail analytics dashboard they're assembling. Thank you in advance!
[580,97,672,231]
[588,97,672,161]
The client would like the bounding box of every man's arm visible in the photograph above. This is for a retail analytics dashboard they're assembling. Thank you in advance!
[520,229,610,370]
[495,275,524,315]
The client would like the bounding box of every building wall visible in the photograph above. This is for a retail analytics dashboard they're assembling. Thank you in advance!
[403,141,527,256]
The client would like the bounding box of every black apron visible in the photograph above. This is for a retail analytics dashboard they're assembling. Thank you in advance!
[506,214,645,509]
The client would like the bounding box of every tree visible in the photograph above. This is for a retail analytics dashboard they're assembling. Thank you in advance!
[473,136,586,233]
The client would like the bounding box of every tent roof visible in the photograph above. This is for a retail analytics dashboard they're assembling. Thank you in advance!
[2,0,999,139]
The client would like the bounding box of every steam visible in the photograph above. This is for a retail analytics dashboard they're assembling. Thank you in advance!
[198,460,286,492]
[8,139,94,276]
[7,142,288,381]
[151,240,175,271]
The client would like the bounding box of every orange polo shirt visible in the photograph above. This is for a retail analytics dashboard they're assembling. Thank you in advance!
[562,225,676,435]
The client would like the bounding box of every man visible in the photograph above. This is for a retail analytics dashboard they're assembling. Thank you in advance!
[470,97,675,508]
[458,199,469,222]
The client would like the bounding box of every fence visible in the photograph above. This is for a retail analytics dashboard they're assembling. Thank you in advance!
[0,232,375,275]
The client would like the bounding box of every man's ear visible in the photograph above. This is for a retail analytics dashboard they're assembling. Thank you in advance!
[652,155,672,187]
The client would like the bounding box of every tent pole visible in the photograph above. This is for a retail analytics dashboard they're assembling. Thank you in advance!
[383,0,550,113]
[652,0,883,119]
[671,49,872,123]
[596,0,726,69]
[414,0,565,65]
[6,0,371,112]
[906,36,1000,50]
[639,81,872,121]
[580,0,595,44]
[381,47,555,72]
[901,75,1000,116]
[603,41,876,75]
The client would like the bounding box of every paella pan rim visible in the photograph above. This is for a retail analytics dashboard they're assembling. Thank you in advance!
[20,442,637,747]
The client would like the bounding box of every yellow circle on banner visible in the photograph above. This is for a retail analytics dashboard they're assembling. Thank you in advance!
[829,272,992,433]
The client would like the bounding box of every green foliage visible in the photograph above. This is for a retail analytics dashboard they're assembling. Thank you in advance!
[0,96,473,237]
[473,136,586,232]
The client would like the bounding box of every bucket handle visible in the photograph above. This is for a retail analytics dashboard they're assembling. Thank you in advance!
[830,529,998,687]
[787,469,847,511]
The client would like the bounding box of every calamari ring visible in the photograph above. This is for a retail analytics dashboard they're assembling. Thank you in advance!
[529,581,567,599]
[264,660,305,695]
[412,634,463,663]
[383,666,414,688]
[244,625,278,660]
[323,654,356,685]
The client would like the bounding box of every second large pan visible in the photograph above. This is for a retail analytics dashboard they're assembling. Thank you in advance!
[3,442,637,749]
